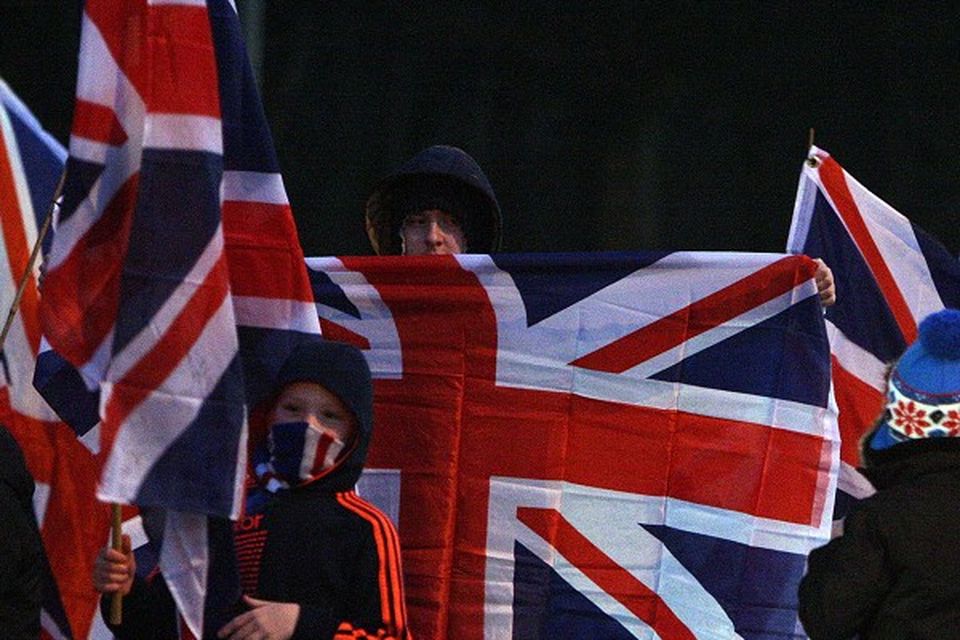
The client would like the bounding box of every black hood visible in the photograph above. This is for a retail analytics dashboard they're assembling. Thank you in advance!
[273,337,373,493]
[365,145,502,255]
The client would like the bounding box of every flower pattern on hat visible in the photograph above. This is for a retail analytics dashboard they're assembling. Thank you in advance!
[886,383,960,439]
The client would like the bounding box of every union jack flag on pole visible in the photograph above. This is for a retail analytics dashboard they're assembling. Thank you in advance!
[37,1,318,636]
[309,251,839,639]
[788,146,960,514]
[0,76,114,640]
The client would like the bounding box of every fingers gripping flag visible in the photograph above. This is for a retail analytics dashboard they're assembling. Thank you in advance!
[36,1,319,636]
[788,146,960,514]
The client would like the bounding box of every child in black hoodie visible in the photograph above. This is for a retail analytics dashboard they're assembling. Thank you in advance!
[95,338,411,640]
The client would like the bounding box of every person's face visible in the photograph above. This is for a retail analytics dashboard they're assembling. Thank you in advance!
[271,381,356,444]
[400,209,466,255]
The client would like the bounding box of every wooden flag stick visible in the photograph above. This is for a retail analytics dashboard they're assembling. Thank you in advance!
[0,169,67,351]
[0,168,65,353]
[110,503,123,624]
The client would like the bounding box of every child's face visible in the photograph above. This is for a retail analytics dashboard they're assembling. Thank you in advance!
[271,382,356,444]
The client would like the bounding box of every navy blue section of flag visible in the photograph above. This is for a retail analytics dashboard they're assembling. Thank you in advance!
[33,348,99,437]
[309,268,361,319]
[800,189,906,363]
[644,525,807,640]
[651,296,830,407]
[209,0,281,174]
[493,251,670,326]
[56,157,102,228]
[512,544,637,640]
[0,82,64,235]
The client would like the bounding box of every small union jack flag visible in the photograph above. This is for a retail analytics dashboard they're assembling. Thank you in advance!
[788,146,960,516]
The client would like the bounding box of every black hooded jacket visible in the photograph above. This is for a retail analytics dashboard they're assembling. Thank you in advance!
[103,340,410,639]
[0,425,42,639]
[237,339,409,639]
[798,437,960,639]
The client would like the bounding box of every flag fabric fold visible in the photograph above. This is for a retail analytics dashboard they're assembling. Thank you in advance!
[36,1,319,636]
[788,145,960,517]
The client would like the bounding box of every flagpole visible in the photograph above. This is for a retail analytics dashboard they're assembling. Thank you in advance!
[110,503,123,624]
[806,128,817,167]
[0,168,64,352]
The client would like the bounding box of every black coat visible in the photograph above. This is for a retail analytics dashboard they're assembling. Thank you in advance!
[798,438,960,639]
[103,485,409,640]
[0,425,42,639]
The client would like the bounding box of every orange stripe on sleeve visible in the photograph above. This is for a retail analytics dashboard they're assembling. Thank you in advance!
[336,490,409,636]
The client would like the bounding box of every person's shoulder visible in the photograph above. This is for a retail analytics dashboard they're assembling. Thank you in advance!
[854,468,960,533]
[331,491,400,535]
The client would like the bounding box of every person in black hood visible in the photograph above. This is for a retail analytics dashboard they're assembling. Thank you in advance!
[363,146,844,307]
[0,424,43,639]
[94,338,411,640]
[798,308,960,639]
[364,145,502,256]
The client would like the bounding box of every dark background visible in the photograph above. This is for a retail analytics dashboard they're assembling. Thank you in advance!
[2,2,958,257]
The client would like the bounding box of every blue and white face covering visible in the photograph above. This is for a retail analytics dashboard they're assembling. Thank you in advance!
[253,421,347,492]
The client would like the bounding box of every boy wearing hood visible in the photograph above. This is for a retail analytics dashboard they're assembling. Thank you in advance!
[798,308,960,639]
[94,338,411,640]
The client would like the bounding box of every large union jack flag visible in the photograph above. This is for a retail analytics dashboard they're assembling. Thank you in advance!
[35,1,318,636]
[788,146,960,514]
[308,251,838,639]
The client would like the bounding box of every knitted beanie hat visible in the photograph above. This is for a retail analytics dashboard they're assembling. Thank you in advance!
[870,308,960,450]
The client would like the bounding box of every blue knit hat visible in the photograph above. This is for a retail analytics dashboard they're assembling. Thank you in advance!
[870,309,960,450]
